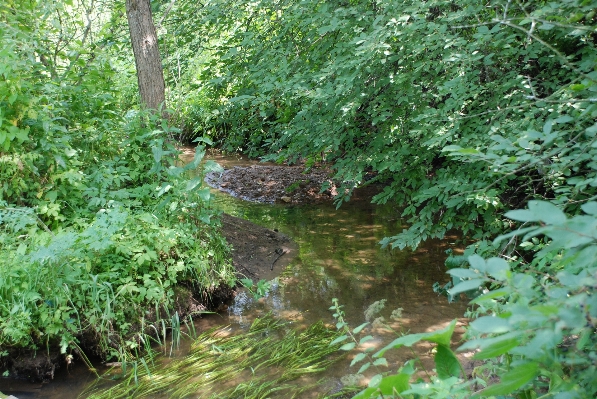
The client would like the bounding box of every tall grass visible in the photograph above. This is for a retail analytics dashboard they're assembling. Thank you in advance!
[82,314,344,399]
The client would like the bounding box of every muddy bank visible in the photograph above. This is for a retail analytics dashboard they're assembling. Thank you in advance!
[206,165,337,204]
[221,214,297,283]
[205,161,383,205]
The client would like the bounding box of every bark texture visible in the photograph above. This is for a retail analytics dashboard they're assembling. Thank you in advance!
[125,0,166,113]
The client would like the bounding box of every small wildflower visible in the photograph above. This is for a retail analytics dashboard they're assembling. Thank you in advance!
[364,299,386,321]
[372,316,386,329]
[390,307,403,320]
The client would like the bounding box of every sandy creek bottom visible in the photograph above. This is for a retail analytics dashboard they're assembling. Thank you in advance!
[5,154,468,398]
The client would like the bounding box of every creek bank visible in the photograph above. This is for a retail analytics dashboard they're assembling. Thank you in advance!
[220,213,297,284]
[206,164,337,204]
[1,212,296,384]
[205,163,382,204]
[3,161,382,386]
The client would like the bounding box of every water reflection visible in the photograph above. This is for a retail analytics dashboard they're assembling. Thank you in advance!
[12,153,467,398]
[214,191,465,333]
[204,156,468,391]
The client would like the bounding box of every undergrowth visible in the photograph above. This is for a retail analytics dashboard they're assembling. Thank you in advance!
[0,0,235,367]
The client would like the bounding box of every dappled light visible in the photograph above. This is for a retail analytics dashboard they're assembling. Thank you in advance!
[2,0,595,397]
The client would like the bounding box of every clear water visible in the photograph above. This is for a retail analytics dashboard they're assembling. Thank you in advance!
[7,152,467,398]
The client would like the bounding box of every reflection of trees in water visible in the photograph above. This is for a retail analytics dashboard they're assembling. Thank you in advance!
[210,158,464,336]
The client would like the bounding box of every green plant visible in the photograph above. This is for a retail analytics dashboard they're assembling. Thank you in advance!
[447,201,597,398]
[240,278,272,300]
[329,200,597,398]
[329,298,469,398]
[82,313,342,399]
[161,0,596,252]
[0,0,235,369]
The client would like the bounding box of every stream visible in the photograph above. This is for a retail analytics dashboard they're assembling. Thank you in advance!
[3,153,467,398]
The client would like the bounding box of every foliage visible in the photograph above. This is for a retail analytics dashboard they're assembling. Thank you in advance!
[448,201,597,398]
[3,0,597,396]
[137,0,587,396]
[162,0,597,249]
[330,297,471,398]
[161,1,597,394]
[328,199,597,398]
[240,278,272,300]
[82,313,342,399]
[0,0,234,365]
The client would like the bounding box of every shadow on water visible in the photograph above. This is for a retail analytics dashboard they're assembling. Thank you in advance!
[8,152,467,398]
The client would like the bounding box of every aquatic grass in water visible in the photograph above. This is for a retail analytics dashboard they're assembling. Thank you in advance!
[82,314,342,399]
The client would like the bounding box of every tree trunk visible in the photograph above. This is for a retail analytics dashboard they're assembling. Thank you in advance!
[125,0,166,115]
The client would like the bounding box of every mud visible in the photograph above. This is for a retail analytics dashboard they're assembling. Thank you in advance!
[221,214,298,283]
[206,164,338,204]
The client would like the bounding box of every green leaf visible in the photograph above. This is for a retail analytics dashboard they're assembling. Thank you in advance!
[470,316,510,334]
[435,344,461,379]
[339,342,356,351]
[357,362,371,374]
[505,209,536,222]
[446,268,479,279]
[420,319,457,346]
[506,201,566,225]
[473,336,520,359]
[457,148,480,154]
[378,373,410,394]
[350,352,367,366]
[372,358,388,367]
[368,374,383,388]
[485,257,509,280]
[152,145,164,163]
[470,289,509,305]
[352,387,378,399]
[467,255,486,272]
[353,322,369,334]
[529,201,566,224]
[359,335,374,345]
[197,188,211,201]
[447,278,484,297]
[472,362,539,397]
[581,202,597,215]
[186,177,202,191]
[203,160,224,174]
[156,184,172,197]
[329,335,348,346]
[442,145,463,152]
[193,136,213,145]
[374,333,424,357]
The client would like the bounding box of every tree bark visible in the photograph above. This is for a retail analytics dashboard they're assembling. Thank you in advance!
[125,0,166,115]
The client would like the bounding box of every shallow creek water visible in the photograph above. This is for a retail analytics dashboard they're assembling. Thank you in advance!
[5,153,468,398]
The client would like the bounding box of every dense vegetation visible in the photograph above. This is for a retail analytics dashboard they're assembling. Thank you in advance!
[163,0,596,397]
[2,0,596,397]
[0,0,233,367]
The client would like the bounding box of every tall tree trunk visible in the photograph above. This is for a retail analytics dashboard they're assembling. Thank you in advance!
[125,0,166,115]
